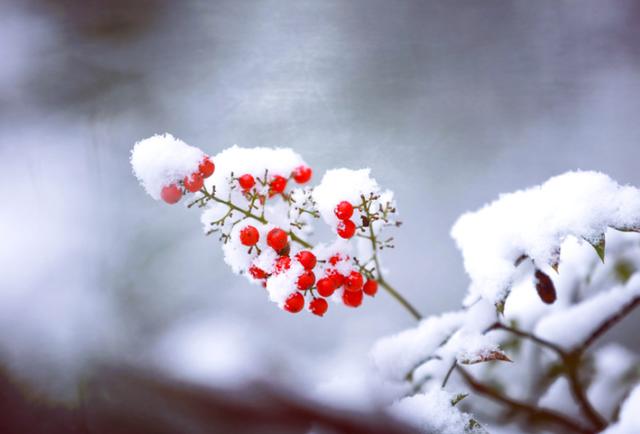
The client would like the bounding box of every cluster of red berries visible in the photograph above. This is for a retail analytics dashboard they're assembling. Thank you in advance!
[161,156,215,204]
[239,224,377,317]
[235,165,312,199]
[335,201,357,239]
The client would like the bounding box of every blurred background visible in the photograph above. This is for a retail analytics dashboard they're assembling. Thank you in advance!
[1,0,640,432]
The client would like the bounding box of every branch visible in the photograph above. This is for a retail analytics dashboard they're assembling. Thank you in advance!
[360,195,422,321]
[455,367,594,434]
[574,295,640,355]
[489,322,606,430]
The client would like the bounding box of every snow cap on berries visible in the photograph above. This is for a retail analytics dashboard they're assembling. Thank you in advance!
[312,168,380,226]
[131,133,206,200]
[204,145,307,199]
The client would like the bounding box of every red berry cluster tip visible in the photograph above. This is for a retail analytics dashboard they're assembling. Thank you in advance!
[161,156,215,204]
[334,201,357,239]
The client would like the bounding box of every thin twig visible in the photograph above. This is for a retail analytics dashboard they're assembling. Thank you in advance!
[456,367,594,434]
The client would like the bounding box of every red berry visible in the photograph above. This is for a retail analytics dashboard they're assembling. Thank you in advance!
[337,220,356,239]
[183,172,204,192]
[284,292,305,313]
[344,271,364,292]
[295,250,317,270]
[363,279,378,297]
[328,254,344,266]
[198,157,215,178]
[238,174,255,190]
[239,225,260,246]
[249,265,267,279]
[326,269,345,288]
[297,270,316,290]
[161,184,182,204]
[274,256,291,274]
[334,201,354,220]
[342,289,363,308]
[309,298,328,316]
[316,277,336,297]
[270,175,288,195]
[267,228,288,251]
[292,165,312,184]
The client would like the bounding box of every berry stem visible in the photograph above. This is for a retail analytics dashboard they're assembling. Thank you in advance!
[199,186,314,249]
[359,195,422,321]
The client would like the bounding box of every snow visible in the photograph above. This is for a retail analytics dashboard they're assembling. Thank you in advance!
[130,133,205,200]
[312,168,379,226]
[371,311,465,381]
[205,145,306,199]
[535,274,640,349]
[588,344,638,419]
[451,171,640,304]
[451,331,503,365]
[601,384,640,434]
[266,260,305,306]
[390,389,484,434]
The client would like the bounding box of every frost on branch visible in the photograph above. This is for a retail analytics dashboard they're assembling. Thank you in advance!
[451,171,640,305]
[130,133,208,200]
[535,274,640,349]
[130,135,401,317]
[601,384,640,434]
[390,390,487,434]
[373,171,640,434]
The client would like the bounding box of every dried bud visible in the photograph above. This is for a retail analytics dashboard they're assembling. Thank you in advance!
[534,269,556,304]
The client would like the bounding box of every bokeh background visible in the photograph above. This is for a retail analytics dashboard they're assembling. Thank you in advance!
[1,0,640,431]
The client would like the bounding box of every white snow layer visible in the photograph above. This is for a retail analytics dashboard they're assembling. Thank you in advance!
[390,389,484,434]
[535,274,640,349]
[451,171,640,303]
[131,133,205,200]
[602,384,640,434]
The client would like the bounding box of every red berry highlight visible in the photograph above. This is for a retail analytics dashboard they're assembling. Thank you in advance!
[326,269,345,288]
[309,298,328,316]
[274,256,291,274]
[199,157,215,178]
[342,289,363,308]
[363,279,378,297]
[161,184,182,204]
[183,172,204,192]
[270,175,288,195]
[337,220,356,239]
[292,165,312,184]
[267,228,288,251]
[249,265,267,279]
[297,270,316,290]
[316,278,336,297]
[295,250,317,270]
[284,292,305,313]
[344,271,364,292]
[238,173,255,190]
[334,201,354,220]
[239,225,260,246]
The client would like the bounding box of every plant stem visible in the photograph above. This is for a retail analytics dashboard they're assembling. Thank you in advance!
[574,295,640,355]
[456,367,594,434]
[360,195,422,321]
[379,278,422,321]
[489,322,606,430]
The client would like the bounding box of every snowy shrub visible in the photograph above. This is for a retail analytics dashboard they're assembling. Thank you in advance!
[132,135,639,433]
[131,133,407,317]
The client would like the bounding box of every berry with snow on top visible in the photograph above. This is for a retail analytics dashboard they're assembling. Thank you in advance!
[295,251,317,270]
[334,201,354,220]
[297,270,316,290]
[292,165,312,184]
[337,220,356,239]
[198,157,215,178]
